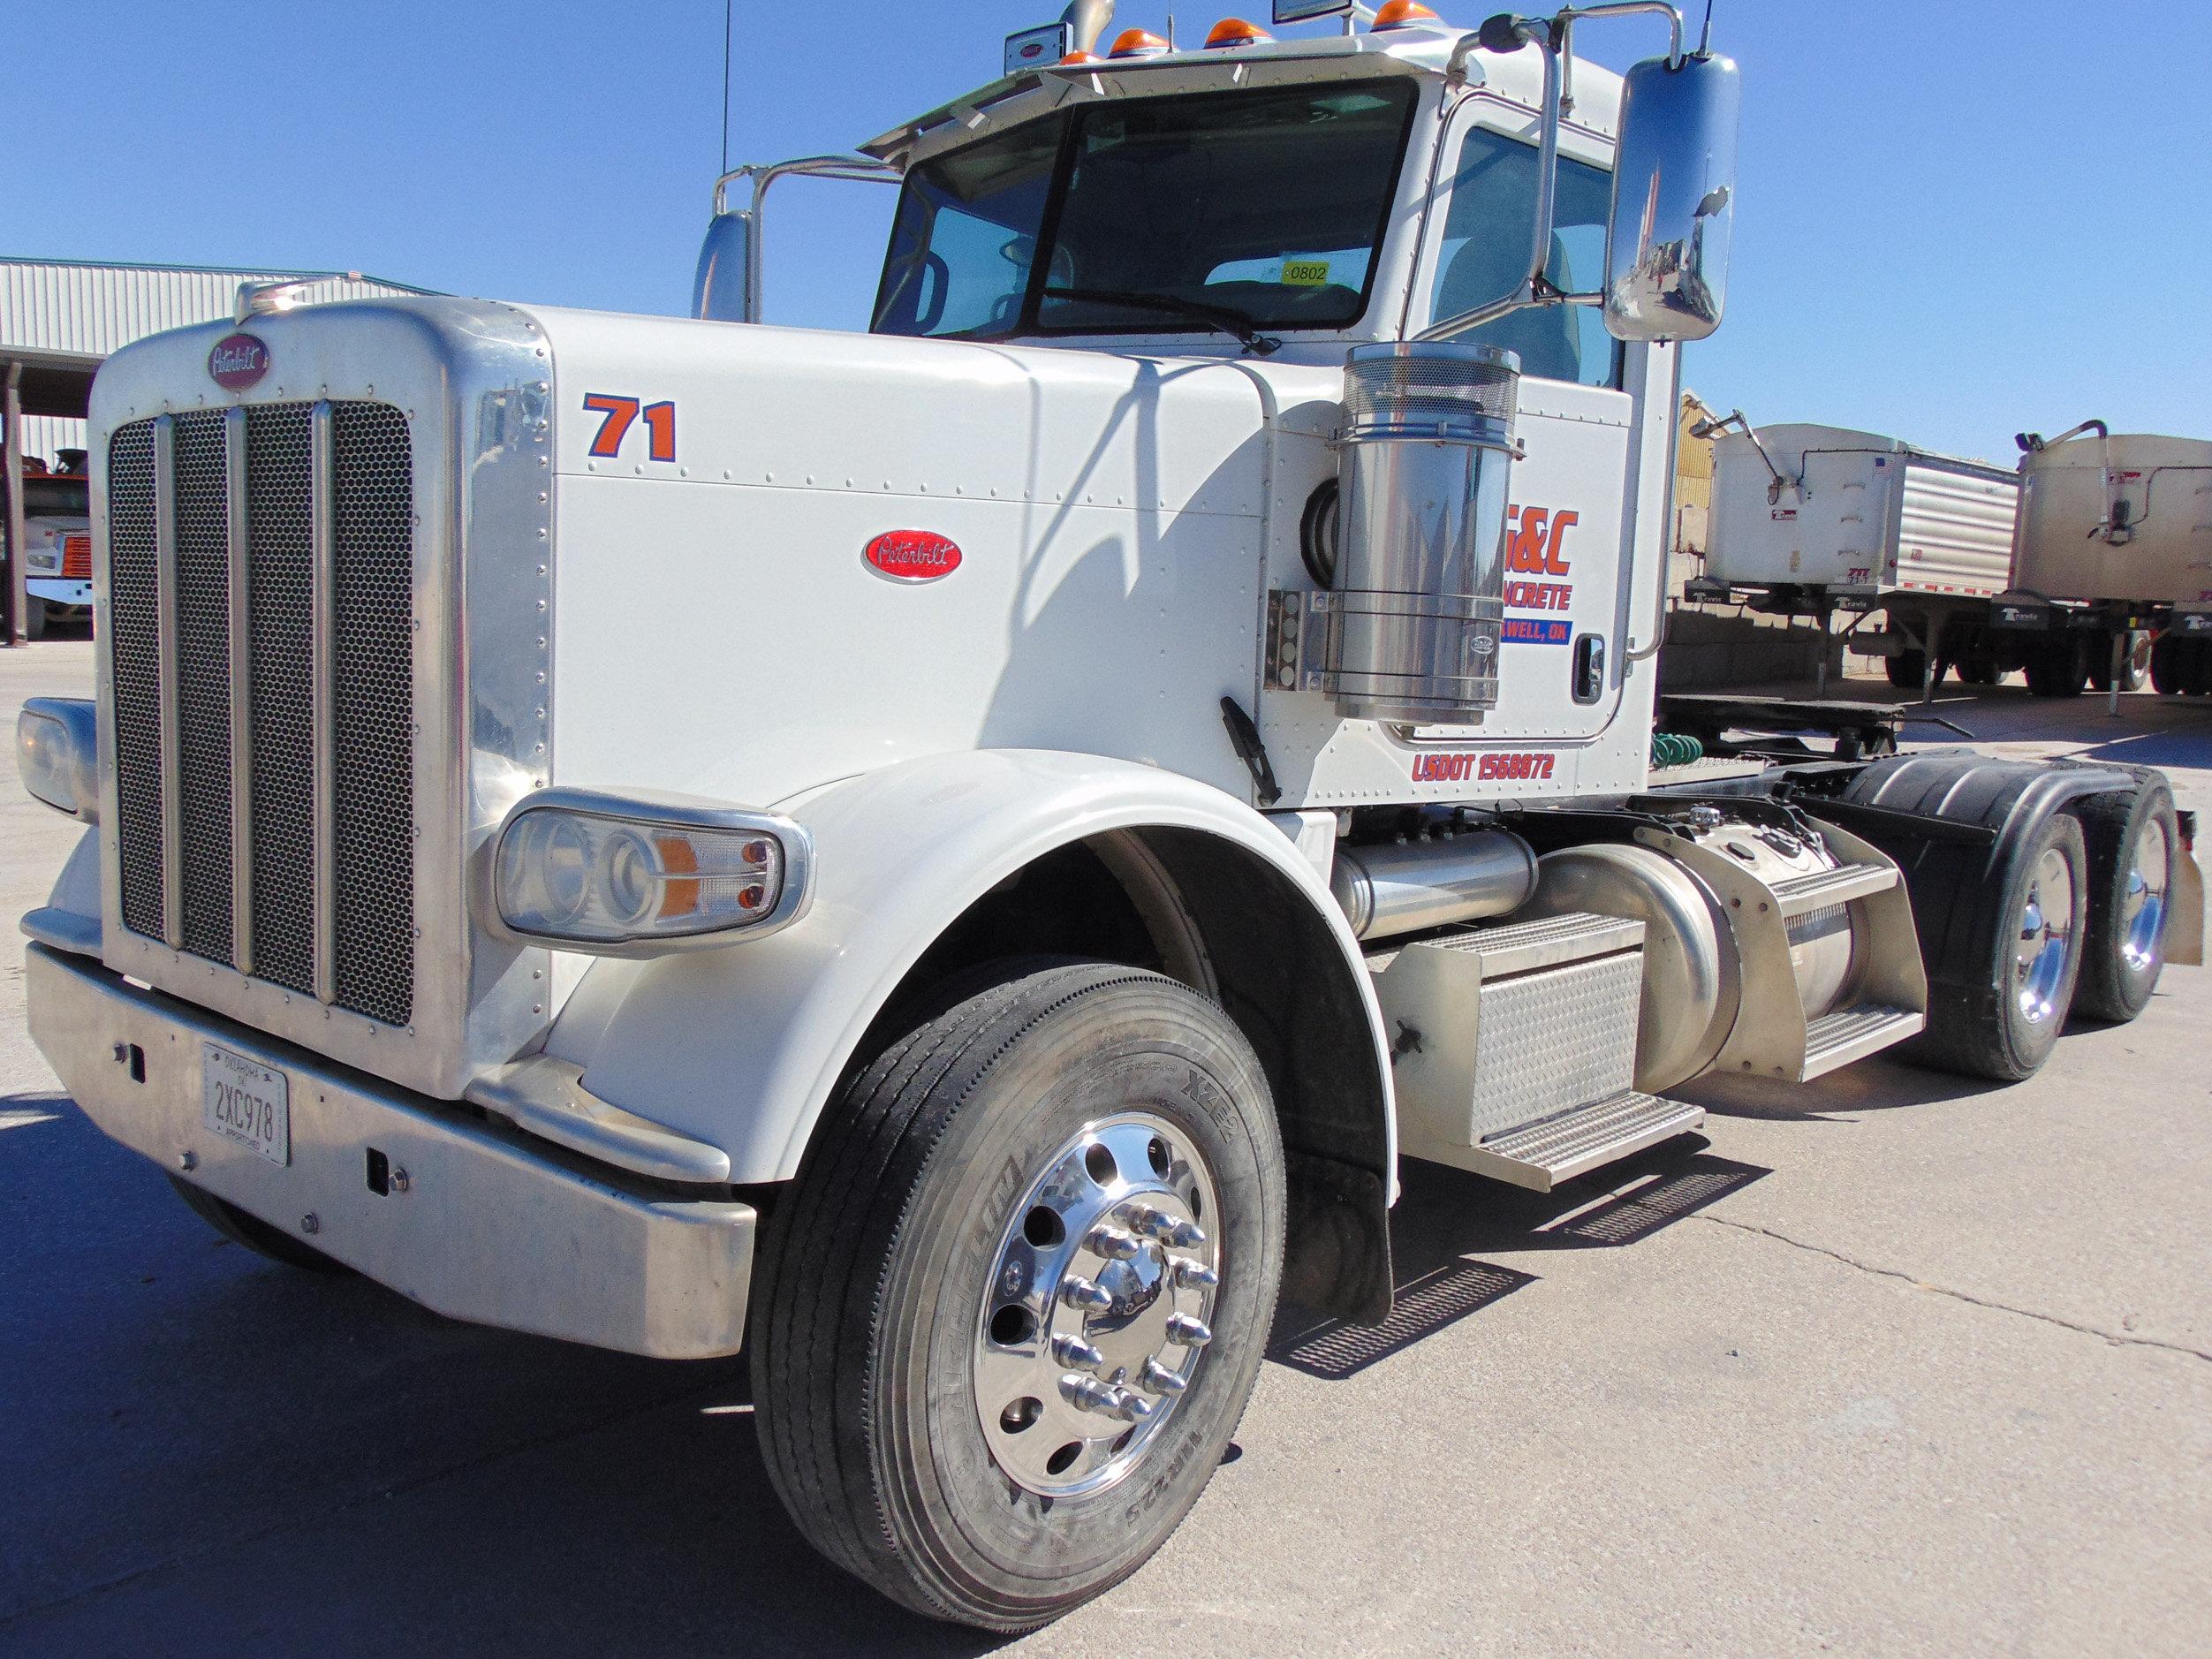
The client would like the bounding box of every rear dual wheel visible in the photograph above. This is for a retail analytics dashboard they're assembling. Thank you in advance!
[1913,812,2087,1080]
[752,961,1284,1632]
[2073,783,2179,1023]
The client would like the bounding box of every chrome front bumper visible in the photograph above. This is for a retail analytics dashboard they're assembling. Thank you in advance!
[25,944,755,1360]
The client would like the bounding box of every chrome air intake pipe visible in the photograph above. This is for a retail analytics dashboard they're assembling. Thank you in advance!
[1329,342,1521,725]
[1330,828,1539,942]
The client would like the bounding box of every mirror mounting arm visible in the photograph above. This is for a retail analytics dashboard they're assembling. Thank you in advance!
[697,155,902,324]
[1422,16,1563,342]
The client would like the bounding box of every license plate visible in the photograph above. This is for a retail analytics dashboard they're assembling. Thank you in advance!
[201,1042,291,1166]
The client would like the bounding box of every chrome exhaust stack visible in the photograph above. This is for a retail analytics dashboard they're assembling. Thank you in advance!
[1328,342,1521,726]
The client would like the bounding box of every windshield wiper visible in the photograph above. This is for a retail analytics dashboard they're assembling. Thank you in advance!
[1041,287,1282,356]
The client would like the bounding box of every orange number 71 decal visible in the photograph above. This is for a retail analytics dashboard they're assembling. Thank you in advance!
[583,394,677,463]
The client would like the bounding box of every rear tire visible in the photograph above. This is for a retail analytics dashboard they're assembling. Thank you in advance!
[751,961,1284,1632]
[1909,811,2087,1081]
[167,1175,349,1273]
[2072,784,2178,1023]
[1885,648,1927,690]
[2024,637,2088,698]
[2123,632,2152,693]
[2149,634,2182,695]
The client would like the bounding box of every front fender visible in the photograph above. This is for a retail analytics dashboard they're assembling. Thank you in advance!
[541,749,1393,1186]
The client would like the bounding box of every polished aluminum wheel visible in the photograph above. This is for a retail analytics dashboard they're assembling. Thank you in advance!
[974,1113,1221,1498]
[2015,845,2078,1024]
[2119,819,2170,974]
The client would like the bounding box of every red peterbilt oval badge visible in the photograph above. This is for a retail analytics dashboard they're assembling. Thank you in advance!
[208,333,271,390]
[864,529,963,582]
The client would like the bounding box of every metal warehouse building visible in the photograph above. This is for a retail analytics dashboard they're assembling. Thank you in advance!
[1,258,426,643]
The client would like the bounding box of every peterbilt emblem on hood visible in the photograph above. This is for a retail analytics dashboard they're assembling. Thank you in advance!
[208,333,271,391]
[865,530,963,583]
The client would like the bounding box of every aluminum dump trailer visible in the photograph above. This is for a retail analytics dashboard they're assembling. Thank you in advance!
[1704,423,2019,602]
[2013,431,2212,608]
[1993,426,2212,698]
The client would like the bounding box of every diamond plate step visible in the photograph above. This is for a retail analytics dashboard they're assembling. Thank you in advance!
[1801,1003,1924,1080]
[1772,861,1898,918]
[1458,1090,1705,1193]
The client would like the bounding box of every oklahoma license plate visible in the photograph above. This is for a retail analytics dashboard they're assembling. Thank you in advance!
[201,1042,291,1166]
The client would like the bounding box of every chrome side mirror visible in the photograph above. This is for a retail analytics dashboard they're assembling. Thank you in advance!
[1602,50,1741,343]
[693,209,754,323]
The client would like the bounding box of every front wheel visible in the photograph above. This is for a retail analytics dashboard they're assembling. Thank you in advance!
[751,962,1284,1632]
[167,1176,349,1273]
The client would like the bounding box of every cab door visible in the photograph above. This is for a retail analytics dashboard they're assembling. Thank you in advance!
[1405,101,1638,746]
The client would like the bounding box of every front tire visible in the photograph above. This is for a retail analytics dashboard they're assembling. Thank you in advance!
[752,961,1285,1632]
[166,1176,349,1273]
[2072,784,2178,1023]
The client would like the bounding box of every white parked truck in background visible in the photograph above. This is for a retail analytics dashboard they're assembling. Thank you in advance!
[14,0,2205,1632]
[4,466,95,638]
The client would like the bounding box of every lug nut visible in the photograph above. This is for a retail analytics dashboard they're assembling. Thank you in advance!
[1060,1276,1113,1313]
[1051,1334,1106,1369]
[1170,1256,1218,1291]
[1166,1313,1213,1348]
[1141,1359,1189,1397]
[1126,1205,1205,1250]
[1087,1225,1143,1261]
[1058,1373,1119,1414]
[1105,1387,1155,1424]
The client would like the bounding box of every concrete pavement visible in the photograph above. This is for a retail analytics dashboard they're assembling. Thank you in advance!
[3,640,2207,1656]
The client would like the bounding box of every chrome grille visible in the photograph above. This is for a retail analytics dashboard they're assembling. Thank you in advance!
[107,402,416,1027]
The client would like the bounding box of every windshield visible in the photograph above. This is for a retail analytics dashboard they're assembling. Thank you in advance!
[874,80,1419,343]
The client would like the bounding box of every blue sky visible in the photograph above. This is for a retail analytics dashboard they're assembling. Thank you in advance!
[11,1,2207,461]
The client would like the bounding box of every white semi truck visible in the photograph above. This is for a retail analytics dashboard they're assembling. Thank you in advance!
[14,0,2205,1632]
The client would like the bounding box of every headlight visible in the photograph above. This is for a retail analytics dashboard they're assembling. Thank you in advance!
[27,549,59,572]
[16,698,99,822]
[491,787,811,955]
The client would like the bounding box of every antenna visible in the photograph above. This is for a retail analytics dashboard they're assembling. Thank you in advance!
[1698,0,1714,56]
[720,0,733,176]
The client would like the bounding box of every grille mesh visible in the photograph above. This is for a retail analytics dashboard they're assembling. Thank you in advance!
[330,405,417,1026]
[246,405,317,999]
[171,412,235,965]
[108,423,163,941]
[106,403,416,1027]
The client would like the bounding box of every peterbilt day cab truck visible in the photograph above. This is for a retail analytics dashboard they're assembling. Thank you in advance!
[15,0,2204,1632]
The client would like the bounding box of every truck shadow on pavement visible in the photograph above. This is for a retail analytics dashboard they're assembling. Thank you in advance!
[4,1091,1762,1659]
[0,1092,1003,1659]
[1269,1140,1765,1381]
